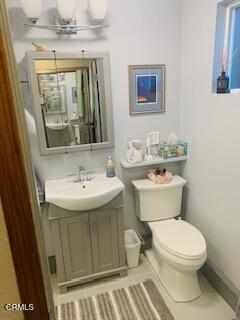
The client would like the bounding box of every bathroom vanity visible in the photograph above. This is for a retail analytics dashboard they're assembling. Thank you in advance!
[46,175,126,293]
[26,49,127,293]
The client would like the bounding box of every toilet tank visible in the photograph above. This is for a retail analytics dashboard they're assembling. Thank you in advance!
[132,175,186,221]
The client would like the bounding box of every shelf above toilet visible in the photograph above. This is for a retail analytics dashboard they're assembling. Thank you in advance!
[120,156,188,169]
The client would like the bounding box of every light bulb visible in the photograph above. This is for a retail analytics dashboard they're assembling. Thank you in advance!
[88,0,109,22]
[21,0,42,22]
[56,0,77,22]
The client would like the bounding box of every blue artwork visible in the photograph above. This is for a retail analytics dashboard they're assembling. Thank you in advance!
[129,65,165,114]
[136,75,157,104]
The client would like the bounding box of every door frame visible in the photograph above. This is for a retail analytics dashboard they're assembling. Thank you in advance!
[0,2,55,320]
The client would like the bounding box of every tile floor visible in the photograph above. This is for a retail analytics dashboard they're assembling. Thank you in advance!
[51,254,236,320]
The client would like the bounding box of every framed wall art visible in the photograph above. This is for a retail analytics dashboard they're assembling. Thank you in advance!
[129,64,166,115]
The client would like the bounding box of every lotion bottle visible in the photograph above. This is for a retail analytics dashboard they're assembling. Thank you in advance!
[106,156,115,177]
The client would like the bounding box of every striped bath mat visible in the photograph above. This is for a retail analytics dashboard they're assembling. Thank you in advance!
[57,279,174,320]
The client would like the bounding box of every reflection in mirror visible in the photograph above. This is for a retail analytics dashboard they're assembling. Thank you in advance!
[36,58,108,148]
[25,51,114,154]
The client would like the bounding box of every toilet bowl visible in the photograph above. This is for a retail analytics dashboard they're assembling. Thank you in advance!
[146,219,207,302]
[132,176,207,302]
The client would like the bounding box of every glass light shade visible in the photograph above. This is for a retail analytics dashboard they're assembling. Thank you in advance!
[21,0,42,19]
[56,0,77,21]
[88,0,109,21]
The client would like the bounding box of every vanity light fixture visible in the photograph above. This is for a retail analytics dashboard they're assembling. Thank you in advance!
[87,0,109,22]
[21,0,108,35]
[21,0,42,24]
[56,0,77,23]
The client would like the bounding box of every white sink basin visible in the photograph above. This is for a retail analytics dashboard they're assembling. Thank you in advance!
[45,173,124,211]
[46,123,69,130]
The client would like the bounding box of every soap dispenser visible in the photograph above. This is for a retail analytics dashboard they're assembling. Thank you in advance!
[106,156,115,177]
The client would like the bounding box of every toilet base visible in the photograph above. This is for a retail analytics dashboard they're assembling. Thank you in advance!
[145,248,202,302]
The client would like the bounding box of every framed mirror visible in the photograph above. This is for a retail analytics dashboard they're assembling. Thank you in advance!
[25,51,114,155]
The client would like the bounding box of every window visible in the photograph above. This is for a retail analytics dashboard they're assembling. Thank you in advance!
[228,5,240,88]
[213,1,240,92]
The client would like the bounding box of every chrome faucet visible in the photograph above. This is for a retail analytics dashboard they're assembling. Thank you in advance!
[86,171,95,181]
[73,166,85,182]
[79,166,86,181]
[74,166,95,182]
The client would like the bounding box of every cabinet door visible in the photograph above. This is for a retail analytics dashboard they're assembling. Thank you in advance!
[90,210,119,273]
[60,214,93,280]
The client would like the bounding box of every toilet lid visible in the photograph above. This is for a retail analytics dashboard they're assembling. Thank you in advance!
[148,219,206,260]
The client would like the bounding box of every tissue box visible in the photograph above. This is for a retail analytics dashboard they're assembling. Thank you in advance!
[159,141,188,159]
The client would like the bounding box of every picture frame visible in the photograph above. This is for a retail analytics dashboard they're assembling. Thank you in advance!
[129,64,166,115]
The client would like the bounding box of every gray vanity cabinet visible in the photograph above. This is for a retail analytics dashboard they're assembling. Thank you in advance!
[49,194,127,293]
[59,214,93,281]
[90,210,119,273]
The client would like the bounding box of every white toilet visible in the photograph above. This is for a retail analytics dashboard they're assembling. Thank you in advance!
[132,175,207,302]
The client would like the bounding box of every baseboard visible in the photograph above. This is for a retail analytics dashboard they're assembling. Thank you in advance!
[201,260,240,310]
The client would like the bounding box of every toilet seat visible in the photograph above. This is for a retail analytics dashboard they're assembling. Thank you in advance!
[148,219,206,260]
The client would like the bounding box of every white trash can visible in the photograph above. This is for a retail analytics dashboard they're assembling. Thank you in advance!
[124,229,141,268]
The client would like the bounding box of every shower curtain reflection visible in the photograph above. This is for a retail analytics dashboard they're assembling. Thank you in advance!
[75,60,102,145]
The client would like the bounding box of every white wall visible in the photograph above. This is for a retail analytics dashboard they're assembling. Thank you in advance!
[180,0,240,290]
[7,0,182,230]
